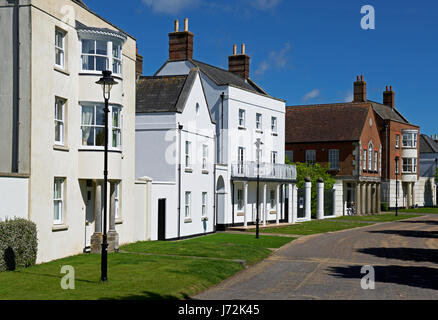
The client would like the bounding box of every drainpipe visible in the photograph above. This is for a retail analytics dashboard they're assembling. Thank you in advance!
[12,0,20,172]
[177,123,183,239]
[220,92,225,164]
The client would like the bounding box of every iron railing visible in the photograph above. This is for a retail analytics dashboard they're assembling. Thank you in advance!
[231,161,297,181]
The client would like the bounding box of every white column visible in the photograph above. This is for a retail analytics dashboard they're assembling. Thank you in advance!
[263,183,267,226]
[305,178,312,221]
[244,181,248,228]
[316,178,324,219]
[288,183,293,223]
[293,185,298,223]
[407,182,412,208]
[281,185,285,221]
[94,181,102,234]
[276,184,280,225]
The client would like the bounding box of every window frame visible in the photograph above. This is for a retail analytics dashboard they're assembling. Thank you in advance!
[54,97,66,146]
[237,189,244,212]
[256,113,262,131]
[185,141,192,169]
[402,158,417,174]
[286,150,293,163]
[238,109,246,128]
[114,181,120,220]
[185,191,191,219]
[201,192,207,218]
[202,144,208,170]
[271,116,278,134]
[395,134,400,149]
[328,149,339,170]
[53,177,65,225]
[368,143,373,171]
[374,151,378,172]
[363,150,367,172]
[306,150,316,165]
[55,28,66,69]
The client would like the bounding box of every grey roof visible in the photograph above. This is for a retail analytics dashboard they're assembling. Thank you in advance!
[136,69,198,114]
[75,20,128,40]
[420,134,438,154]
[368,101,411,124]
[190,60,267,95]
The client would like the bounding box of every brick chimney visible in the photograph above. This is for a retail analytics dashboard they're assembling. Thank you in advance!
[353,75,367,102]
[136,46,143,77]
[168,18,194,61]
[383,86,395,109]
[228,44,250,79]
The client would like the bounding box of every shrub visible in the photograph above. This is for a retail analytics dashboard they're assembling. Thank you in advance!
[0,218,38,271]
[381,202,389,212]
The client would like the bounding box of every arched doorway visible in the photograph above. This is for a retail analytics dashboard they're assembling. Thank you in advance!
[216,176,226,230]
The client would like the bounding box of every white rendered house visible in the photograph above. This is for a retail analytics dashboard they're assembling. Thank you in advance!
[136,68,216,240]
[154,20,297,230]
[0,0,145,263]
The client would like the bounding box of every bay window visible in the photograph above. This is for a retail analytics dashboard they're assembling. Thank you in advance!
[402,158,417,174]
[81,39,123,76]
[402,131,418,148]
[112,42,122,75]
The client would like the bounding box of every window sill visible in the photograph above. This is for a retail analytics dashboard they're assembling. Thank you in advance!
[184,218,192,223]
[202,170,209,174]
[52,224,69,232]
[54,66,70,76]
[53,144,70,152]
[184,168,193,173]
[78,148,122,153]
[115,218,123,225]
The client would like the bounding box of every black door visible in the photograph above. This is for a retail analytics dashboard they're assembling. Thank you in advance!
[158,199,166,241]
[297,188,305,219]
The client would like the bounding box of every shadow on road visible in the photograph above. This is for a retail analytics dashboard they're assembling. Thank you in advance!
[328,265,438,291]
[357,247,438,264]
[397,220,438,226]
[368,230,438,239]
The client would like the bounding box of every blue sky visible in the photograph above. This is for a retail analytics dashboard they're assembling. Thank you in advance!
[85,0,438,136]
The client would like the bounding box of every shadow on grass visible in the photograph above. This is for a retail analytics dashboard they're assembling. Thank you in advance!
[99,291,192,300]
[328,265,438,291]
[368,230,438,239]
[357,247,438,264]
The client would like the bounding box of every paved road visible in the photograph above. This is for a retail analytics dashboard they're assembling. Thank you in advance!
[195,215,438,300]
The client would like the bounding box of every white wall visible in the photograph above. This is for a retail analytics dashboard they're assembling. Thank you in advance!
[0,176,29,221]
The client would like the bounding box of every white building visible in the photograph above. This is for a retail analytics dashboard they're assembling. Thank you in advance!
[136,68,216,240]
[153,20,297,230]
[0,0,148,263]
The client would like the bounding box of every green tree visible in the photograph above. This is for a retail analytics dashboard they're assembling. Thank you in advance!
[286,159,336,217]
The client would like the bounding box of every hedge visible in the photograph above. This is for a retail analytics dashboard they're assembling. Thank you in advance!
[0,218,38,272]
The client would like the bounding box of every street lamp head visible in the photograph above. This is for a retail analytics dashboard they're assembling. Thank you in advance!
[96,70,118,100]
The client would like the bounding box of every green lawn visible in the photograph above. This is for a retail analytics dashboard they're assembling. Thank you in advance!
[394,207,438,214]
[0,233,293,300]
[251,220,370,235]
[334,213,420,222]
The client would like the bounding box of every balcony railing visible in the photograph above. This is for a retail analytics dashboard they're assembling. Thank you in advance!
[231,161,297,181]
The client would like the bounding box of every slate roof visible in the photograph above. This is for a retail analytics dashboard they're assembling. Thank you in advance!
[136,69,198,114]
[420,134,438,154]
[285,104,371,143]
[368,101,410,124]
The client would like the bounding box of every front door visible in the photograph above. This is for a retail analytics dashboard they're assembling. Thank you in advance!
[158,199,166,241]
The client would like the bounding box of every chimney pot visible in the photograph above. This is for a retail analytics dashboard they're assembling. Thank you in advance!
[361,75,363,81]
[184,18,189,31]
[174,20,179,32]
[233,44,237,55]
[241,44,246,55]
[390,86,392,91]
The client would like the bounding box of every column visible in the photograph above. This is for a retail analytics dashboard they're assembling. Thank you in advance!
[281,185,286,222]
[412,182,416,207]
[276,184,280,224]
[91,181,102,254]
[263,183,267,226]
[407,182,412,208]
[108,181,119,252]
[355,182,361,215]
[293,185,298,223]
[316,178,324,220]
[361,182,366,215]
[305,177,312,221]
[367,183,372,214]
[288,183,293,223]
[371,184,376,214]
[244,181,248,227]
[377,183,381,213]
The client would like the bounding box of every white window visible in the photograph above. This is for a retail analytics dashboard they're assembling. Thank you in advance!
[185,192,191,218]
[363,150,367,171]
[53,178,64,225]
[202,144,208,170]
[270,190,276,211]
[368,143,373,171]
[81,39,108,72]
[402,158,417,173]
[395,134,400,149]
[55,98,65,145]
[306,150,316,165]
[185,141,191,168]
[328,149,339,170]
[238,147,245,174]
[237,189,244,212]
[271,117,277,133]
[81,104,122,149]
[256,113,262,130]
[286,151,293,163]
[112,41,122,75]
[112,106,121,148]
[402,132,418,148]
[202,192,207,217]
[271,151,278,164]
[55,29,65,68]
[374,151,378,172]
[238,109,245,128]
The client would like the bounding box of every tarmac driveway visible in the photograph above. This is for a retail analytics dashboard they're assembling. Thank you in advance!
[194,214,438,300]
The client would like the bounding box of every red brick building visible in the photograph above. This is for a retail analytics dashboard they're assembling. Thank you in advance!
[286,76,420,213]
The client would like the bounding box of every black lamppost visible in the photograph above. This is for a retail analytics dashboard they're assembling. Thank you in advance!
[255,138,263,239]
[96,70,118,282]
[395,156,400,217]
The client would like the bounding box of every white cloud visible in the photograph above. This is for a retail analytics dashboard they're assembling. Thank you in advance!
[142,0,200,14]
[255,42,291,76]
[250,0,282,10]
[302,89,320,102]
